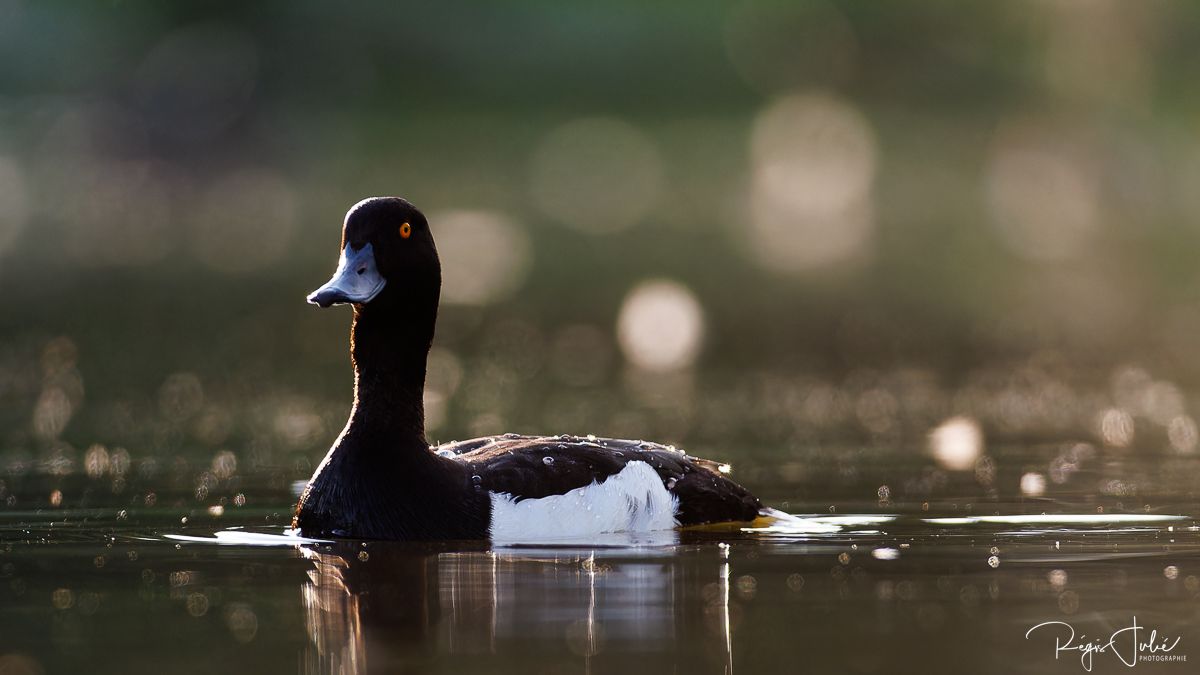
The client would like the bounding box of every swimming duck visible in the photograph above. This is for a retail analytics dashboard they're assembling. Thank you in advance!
[294,197,764,541]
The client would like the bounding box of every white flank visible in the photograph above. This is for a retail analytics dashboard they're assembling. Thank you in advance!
[489,461,679,543]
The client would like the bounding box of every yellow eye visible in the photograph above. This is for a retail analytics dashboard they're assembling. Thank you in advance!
[400,222,412,239]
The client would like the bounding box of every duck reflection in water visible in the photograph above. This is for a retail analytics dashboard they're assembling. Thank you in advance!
[300,531,738,674]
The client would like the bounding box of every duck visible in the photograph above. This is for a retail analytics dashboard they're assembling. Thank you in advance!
[294,196,766,541]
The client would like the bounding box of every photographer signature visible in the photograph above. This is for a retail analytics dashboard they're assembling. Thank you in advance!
[1025,617,1184,671]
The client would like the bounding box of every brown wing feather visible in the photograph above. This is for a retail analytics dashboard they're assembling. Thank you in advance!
[435,434,761,525]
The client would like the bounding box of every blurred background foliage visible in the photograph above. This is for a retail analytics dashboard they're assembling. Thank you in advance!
[2,0,1200,492]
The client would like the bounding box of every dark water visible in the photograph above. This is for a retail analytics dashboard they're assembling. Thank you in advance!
[1,447,1198,675]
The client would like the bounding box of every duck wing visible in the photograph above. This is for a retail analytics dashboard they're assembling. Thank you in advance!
[434,434,761,525]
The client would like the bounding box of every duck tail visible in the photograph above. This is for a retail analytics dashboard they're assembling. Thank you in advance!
[751,507,801,528]
[750,507,843,533]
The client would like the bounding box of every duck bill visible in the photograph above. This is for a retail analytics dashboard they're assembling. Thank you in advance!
[307,243,387,308]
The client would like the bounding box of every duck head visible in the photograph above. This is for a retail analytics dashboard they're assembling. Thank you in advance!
[307,197,441,310]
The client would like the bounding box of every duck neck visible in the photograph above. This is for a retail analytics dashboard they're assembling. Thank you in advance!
[347,299,436,450]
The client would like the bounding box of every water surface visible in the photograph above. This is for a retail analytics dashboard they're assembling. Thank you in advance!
[1,447,1197,675]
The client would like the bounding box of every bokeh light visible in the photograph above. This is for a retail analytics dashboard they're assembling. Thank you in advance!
[1019,472,1047,497]
[272,398,324,449]
[431,210,531,305]
[928,416,983,472]
[1097,408,1135,448]
[984,129,1099,262]
[746,93,876,273]
[1168,416,1198,453]
[84,444,109,479]
[225,603,259,643]
[32,386,73,441]
[617,280,705,372]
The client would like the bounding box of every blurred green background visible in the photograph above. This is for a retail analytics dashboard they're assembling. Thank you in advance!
[2,1,1200,493]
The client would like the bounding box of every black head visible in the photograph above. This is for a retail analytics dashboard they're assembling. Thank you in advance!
[307,197,441,309]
